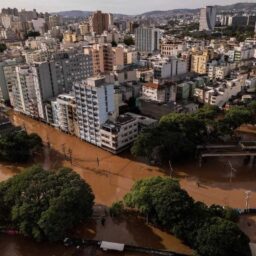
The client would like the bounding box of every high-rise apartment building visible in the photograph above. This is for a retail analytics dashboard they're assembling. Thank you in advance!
[31,62,55,119]
[89,11,113,34]
[199,6,217,31]
[135,27,162,53]
[191,51,210,75]
[3,60,20,105]
[13,65,38,117]
[74,77,115,146]
[55,94,79,136]
[30,49,93,120]
[84,44,113,75]
[48,15,62,29]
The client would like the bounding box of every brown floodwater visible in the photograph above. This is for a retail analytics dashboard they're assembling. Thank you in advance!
[1,111,256,256]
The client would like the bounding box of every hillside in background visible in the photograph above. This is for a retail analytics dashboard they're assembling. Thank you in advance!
[52,2,256,18]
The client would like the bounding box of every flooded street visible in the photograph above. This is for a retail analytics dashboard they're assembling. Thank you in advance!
[1,111,256,255]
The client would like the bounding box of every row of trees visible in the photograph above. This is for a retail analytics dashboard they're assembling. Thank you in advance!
[132,104,256,164]
[123,177,251,256]
[0,166,94,241]
[0,130,42,163]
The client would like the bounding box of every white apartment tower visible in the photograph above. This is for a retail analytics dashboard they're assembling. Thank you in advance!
[74,77,115,146]
[135,27,162,53]
[56,94,79,136]
[13,65,38,117]
[199,6,217,31]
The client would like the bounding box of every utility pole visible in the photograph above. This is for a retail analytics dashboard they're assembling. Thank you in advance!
[68,148,73,164]
[228,161,237,183]
[46,135,50,147]
[169,160,174,177]
[96,156,100,167]
[61,143,66,159]
[23,122,26,132]
[245,191,251,212]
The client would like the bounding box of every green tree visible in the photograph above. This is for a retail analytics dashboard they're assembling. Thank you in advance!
[110,201,124,218]
[132,112,208,163]
[0,43,7,53]
[26,31,40,38]
[124,177,195,234]
[220,106,252,133]
[123,177,251,255]
[0,130,42,163]
[111,40,117,47]
[196,217,251,256]
[123,36,135,46]
[0,166,94,241]
[193,105,219,121]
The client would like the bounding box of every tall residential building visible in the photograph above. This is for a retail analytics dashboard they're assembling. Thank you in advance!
[50,49,93,94]
[84,44,113,75]
[3,60,20,105]
[74,77,115,146]
[55,94,79,136]
[191,50,212,74]
[48,15,62,29]
[79,23,90,35]
[13,65,38,117]
[29,50,93,120]
[199,6,217,31]
[0,60,19,103]
[135,27,162,53]
[89,11,112,34]
[32,62,55,119]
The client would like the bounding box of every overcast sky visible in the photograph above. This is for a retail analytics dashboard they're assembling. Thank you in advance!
[0,0,254,15]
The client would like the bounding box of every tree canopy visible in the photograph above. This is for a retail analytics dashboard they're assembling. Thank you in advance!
[124,176,251,256]
[196,217,251,256]
[0,43,7,53]
[0,130,42,163]
[111,40,117,47]
[123,36,135,46]
[0,166,94,241]
[131,105,255,164]
[26,31,40,38]
[132,110,209,163]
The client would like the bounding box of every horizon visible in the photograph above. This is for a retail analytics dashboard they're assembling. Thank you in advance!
[0,0,254,15]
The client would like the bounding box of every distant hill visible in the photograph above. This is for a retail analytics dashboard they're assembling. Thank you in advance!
[216,2,256,11]
[52,2,256,18]
[139,2,256,17]
[52,10,92,18]
[139,9,199,17]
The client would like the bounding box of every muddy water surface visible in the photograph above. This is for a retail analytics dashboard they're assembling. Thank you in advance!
[1,112,256,256]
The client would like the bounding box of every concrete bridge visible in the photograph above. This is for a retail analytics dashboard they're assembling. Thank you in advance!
[197,142,256,167]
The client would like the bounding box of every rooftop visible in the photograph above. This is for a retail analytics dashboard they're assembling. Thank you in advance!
[143,82,161,89]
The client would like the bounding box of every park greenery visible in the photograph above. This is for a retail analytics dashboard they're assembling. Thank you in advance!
[131,104,256,164]
[0,130,42,163]
[123,176,251,256]
[0,165,94,241]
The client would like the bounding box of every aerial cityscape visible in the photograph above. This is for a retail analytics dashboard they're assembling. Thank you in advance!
[1,1,256,256]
